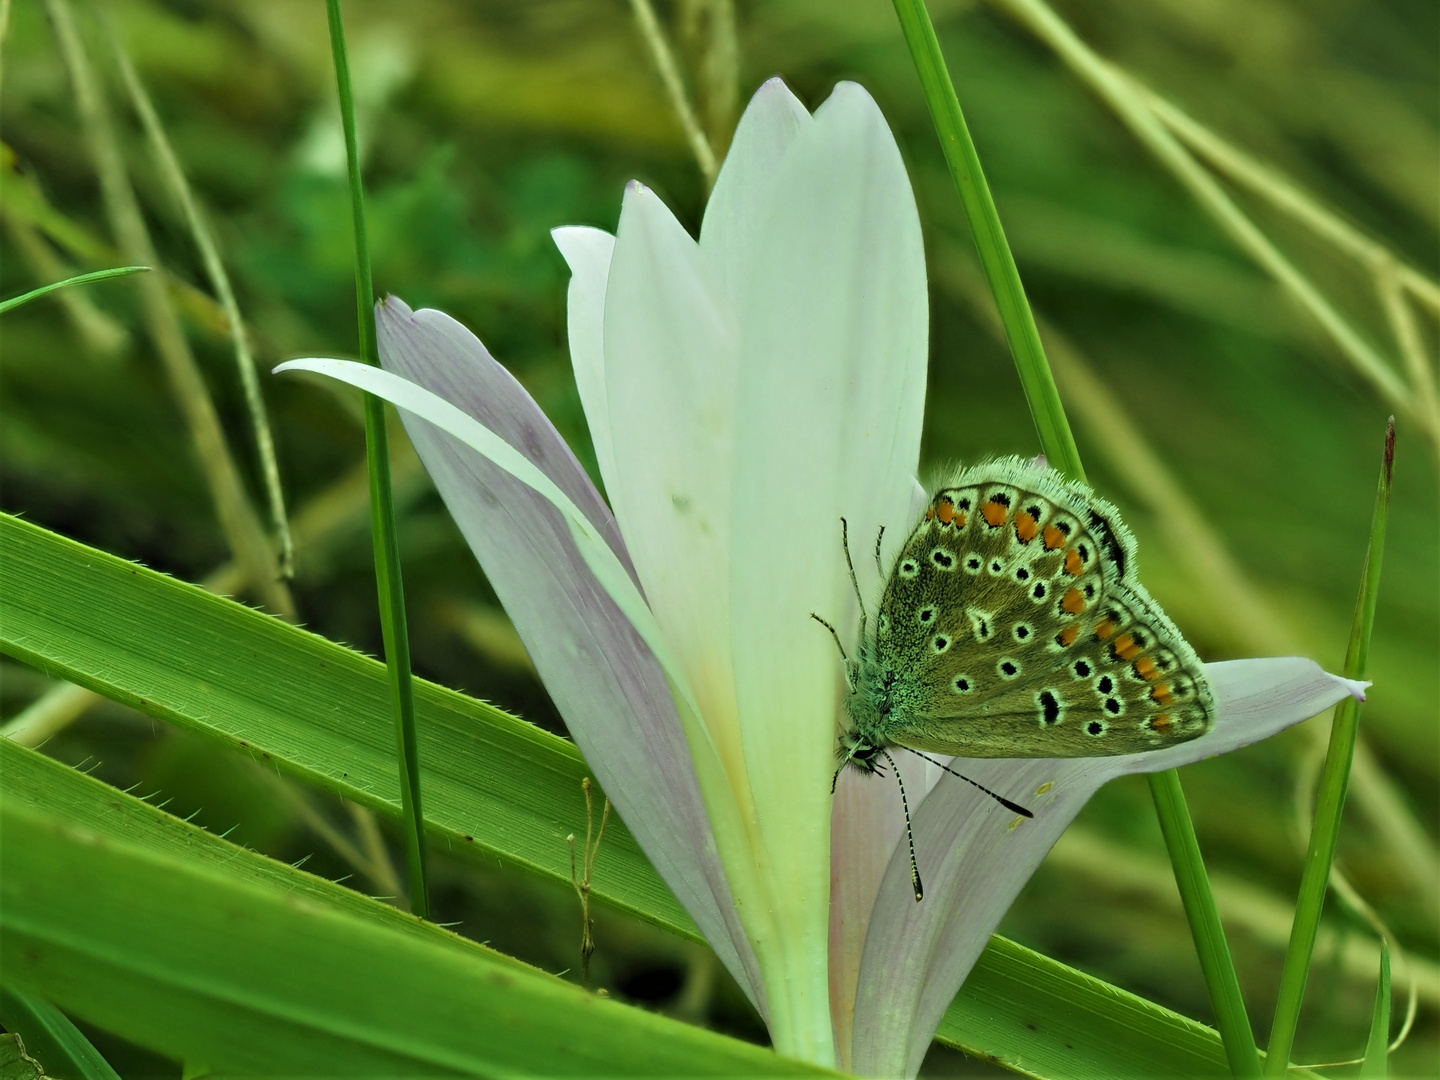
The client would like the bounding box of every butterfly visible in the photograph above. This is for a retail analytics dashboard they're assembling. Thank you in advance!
[816,456,1215,899]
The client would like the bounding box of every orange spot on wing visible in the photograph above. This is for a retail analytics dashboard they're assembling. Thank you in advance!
[982,500,1009,527]
[1151,684,1175,706]
[1150,713,1173,733]
[1064,548,1084,576]
[1014,511,1039,542]
[1113,633,1142,660]
[956,510,967,527]
[1061,587,1087,615]
[926,506,936,521]
[1043,523,1067,550]
[1134,656,1159,681]
[937,498,955,524]
[1094,619,1117,639]
[1057,624,1079,646]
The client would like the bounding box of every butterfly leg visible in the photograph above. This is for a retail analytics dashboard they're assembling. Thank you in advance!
[880,748,924,902]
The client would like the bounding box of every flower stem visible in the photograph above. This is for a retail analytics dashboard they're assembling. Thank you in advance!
[1265,419,1394,1075]
[324,0,429,920]
[893,2,1259,1073]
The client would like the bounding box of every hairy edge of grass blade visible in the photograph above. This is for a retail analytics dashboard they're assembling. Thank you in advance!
[0,265,149,314]
[106,33,295,579]
[1265,419,1394,1075]
[323,0,428,921]
[892,3,1261,1075]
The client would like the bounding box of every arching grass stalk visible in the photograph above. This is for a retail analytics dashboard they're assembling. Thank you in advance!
[324,0,428,920]
[1265,419,1394,1075]
[890,1,1260,1074]
[0,265,149,315]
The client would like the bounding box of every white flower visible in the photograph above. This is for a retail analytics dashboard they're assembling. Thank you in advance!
[278,77,1364,1075]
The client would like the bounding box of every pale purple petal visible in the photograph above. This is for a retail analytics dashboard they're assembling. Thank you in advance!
[373,297,766,1012]
[845,655,1364,1075]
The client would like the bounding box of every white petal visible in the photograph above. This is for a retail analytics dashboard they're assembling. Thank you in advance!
[700,76,811,307]
[727,79,929,1048]
[1114,657,1368,775]
[551,226,618,492]
[602,182,745,770]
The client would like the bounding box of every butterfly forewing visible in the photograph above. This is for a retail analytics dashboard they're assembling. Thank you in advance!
[869,461,1213,758]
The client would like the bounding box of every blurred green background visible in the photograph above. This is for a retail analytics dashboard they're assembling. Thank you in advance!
[1,0,1435,1075]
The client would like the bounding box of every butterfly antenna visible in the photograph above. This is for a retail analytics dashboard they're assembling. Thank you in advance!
[809,613,848,665]
[873,524,885,576]
[880,749,924,902]
[903,749,1033,818]
[840,517,866,643]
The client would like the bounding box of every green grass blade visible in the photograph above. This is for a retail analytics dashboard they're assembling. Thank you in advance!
[1266,419,1395,1075]
[0,511,1274,1078]
[893,3,1260,1073]
[1360,940,1392,1079]
[323,0,428,919]
[0,986,122,1080]
[890,0,1082,481]
[0,750,829,1075]
[0,265,148,314]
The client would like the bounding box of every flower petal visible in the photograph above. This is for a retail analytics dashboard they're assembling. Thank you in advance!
[602,182,747,776]
[275,304,767,1012]
[727,79,929,1057]
[700,76,811,307]
[1114,657,1368,775]
[551,225,618,492]
[845,656,1363,1075]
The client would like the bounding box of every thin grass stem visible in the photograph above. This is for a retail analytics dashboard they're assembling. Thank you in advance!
[895,5,1261,1073]
[324,0,428,921]
[0,264,148,315]
[43,0,295,620]
[108,37,295,579]
[1265,418,1395,1075]
[628,0,717,187]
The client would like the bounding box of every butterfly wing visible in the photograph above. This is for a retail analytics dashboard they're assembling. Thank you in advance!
[872,460,1213,758]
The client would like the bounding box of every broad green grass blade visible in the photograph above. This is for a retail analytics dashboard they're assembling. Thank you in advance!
[893,5,1261,1073]
[1266,419,1395,1075]
[0,986,121,1080]
[1361,940,1392,1079]
[0,511,1264,1078]
[324,0,428,918]
[0,752,829,1075]
[0,265,148,314]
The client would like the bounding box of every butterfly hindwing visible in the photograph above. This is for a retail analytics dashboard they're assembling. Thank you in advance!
[867,459,1213,758]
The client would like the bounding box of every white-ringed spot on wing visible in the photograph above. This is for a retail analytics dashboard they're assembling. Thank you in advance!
[1071,658,1093,679]
[918,605,937,626]
[987,557,1007,575]
[930,547,957,571]
[964,554,983,574]
[1103,696,1125,717]
[898,558,920,579]
[967,609,994,641]
[952,674,974,694]
[1013,564,1033,583]
[1030,581,1049,603]
[1012,622,1034,643]
[931,633,952,655]
[998,658,1021,680]
[1094,673,1115,696]
[1084,718,1108,737]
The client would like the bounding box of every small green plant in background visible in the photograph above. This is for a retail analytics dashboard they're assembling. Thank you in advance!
[1,0,1433,1076]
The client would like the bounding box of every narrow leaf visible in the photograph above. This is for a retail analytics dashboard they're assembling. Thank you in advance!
[1360,941,1392,1079]
[0,265,148,314]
